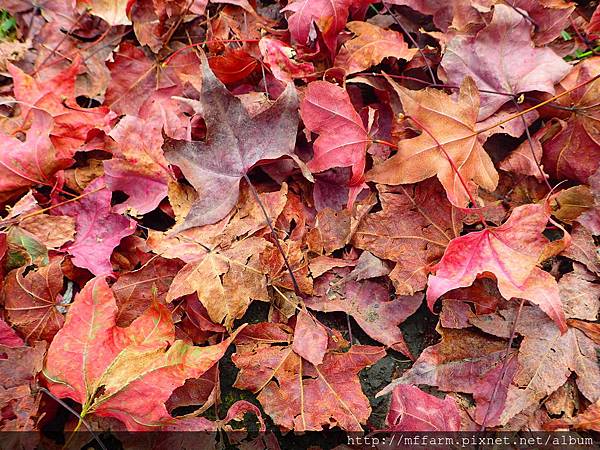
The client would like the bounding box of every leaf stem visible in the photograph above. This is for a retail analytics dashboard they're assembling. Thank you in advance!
[39,387,107,450]
[510,97,552,191]
[242,174,301,296]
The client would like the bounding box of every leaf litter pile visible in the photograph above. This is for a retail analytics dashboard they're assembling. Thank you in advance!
[0,0,599,448]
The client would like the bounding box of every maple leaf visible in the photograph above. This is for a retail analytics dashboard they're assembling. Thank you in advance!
[165,237,271,330]
[112,256,184,326]
[427,203,567,332]
[105,115,173,214]
[542,57,600,184]
[352,180,461,295]
[0,110,72,203]
[440,4,571,120]
[55,178,137,276]
[378,327,517,428]
[469,306,600,425]
[306,268,421,358]
[282,0,352,55]
[77,0,132,26]
[301,80,369,187]
[232,322,385,432]
[8,58,114,155]
[105,42,201,116]
[0,340,46,434]
[366,77,498,208]
[386,384,461,431]
[335,21,416,75]
[2,260,65,343]
[43,277,240,430]
[259,37,315,83]
[165,53,299,231]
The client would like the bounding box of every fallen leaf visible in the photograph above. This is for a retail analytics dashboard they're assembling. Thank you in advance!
[349,251,390,280]
[18,214,75,249]
[208,49,258,84]
[2,261,65,342]
[562,223,599,274]
[545,399,600,432]
[0,318,24,347]
[43,277,240,430]
[567,320,600,345]
[366,77,498,207]
[301,80,369,187]
[113,256,184,326]
[440,4,571,120]
[335,21,416,74]
[386,384,461,431]
[551,186,594,224]
[558,263,600,321]
[306,268,421,358]
[292,310,328,366]
[427,203,567,332]
[166,237,270,330]
[282,0,352,55]
[469,306,600,425]
[105,115,172,214]
[378,327,517,428]
[77,0,132,26]
[499,122,550,182]
[542,57,600,184]
[232,322,385,431]
[579,168,600,234]
[0,110,72,203]
[352,180,461,295]
[55,178,137,276]
[165,52,299,231]
[259,37,315,83]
